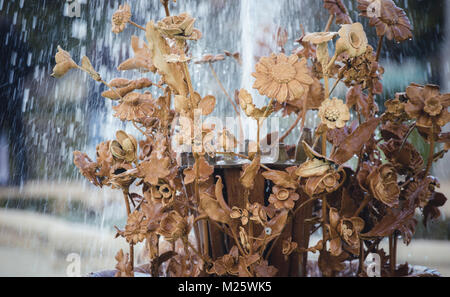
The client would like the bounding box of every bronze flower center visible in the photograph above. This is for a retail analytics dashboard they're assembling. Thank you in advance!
[112,15,122,24]
[271,62,296,83]
[341,222,353,241]
[112,13,127,26]
[159,184,172,199]
[276,188,290,201]
[349,32,361,49]
[324,108,340,122]
[323,173,338,188]
[424,97,443,116]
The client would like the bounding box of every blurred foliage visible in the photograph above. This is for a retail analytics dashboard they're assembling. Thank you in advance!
[414,215,450,240]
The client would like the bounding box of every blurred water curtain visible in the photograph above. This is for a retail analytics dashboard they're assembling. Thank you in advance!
[51,0,449,277]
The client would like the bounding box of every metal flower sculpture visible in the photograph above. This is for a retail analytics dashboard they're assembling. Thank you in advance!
[52,1,448,278]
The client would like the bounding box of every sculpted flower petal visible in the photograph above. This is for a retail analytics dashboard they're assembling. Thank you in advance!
[51,46,78,78]
[404,83,450,129]
[139,152,171,185]
[367,163,400,207]
[324,0,352,25]
[252,54,313,103]
[357,0,413,42]
[269,186,298,210]
[318,97,350,129]
[296,159,331,178]
[112,4,132,34]
[335,22,368,58]
[303,31,338,44]
[157,13,202,41]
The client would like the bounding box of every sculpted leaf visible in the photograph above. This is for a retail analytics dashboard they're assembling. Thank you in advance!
[240,155,261,189]
[262,169,297,189]
[330,117,380,164]
[200,193,231,224]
